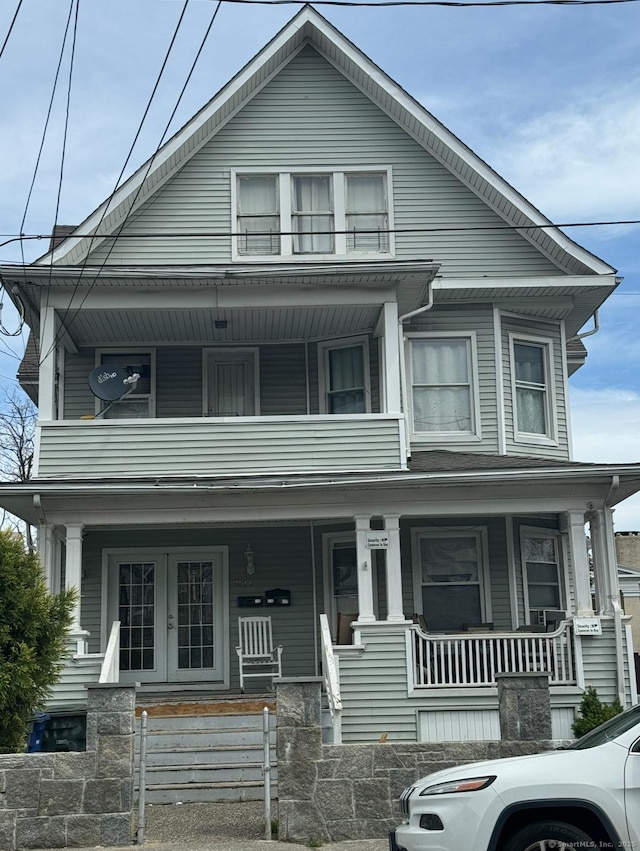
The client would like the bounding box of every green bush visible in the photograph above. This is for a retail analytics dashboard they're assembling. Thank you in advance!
[0,529,76,753]
[571,686,623,738]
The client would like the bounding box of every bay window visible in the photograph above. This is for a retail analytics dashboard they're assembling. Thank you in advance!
[511,336,555,441]
[408,335,478,438]
[233,168,392,258]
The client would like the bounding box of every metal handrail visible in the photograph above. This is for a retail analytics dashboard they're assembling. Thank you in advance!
[98,621,121,683]
[319,614,342,741]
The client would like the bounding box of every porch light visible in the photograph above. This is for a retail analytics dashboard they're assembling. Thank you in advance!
[244,544,255,575]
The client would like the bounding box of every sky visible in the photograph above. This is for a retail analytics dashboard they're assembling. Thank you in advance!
[0,0,639,526]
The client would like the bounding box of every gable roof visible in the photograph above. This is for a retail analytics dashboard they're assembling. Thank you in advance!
[38,5,614,277]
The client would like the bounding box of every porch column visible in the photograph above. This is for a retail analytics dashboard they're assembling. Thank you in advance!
[354,515,375,623]
[65,523,88,651]
[39,305,57,421]
[565,510,594,616]
[38,523,57,594]
[384,514,406,623]
[589,509,615,615]
[380,302,401,413]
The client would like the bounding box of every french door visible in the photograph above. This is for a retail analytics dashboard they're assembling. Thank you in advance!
[106,549,228,684]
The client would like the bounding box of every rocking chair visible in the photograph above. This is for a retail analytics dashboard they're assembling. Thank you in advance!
[236,616,283,692]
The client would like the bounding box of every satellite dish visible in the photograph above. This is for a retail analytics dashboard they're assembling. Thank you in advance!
[88,365,136,402]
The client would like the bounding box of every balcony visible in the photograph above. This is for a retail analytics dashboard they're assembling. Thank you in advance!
[35,413,406,479]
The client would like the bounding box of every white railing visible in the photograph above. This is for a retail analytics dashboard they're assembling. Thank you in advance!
[319,614,342,743]
[413,622,575,688]
[99,621,121,684]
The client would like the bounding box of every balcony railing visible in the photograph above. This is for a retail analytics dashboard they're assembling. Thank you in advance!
[35,414,406,479]
[412,622,575,688]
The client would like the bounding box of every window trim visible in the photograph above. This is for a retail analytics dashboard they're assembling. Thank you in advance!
[95,348,156,418]
[231,166,395,261]
[322,531,367,639]
[509,333,557,445]
[405,332,481,443]
[519,526,566,624]
[317,336,371,415]
[411,526,491,631]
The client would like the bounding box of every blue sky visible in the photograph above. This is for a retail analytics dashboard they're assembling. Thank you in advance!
[0,0,639,524]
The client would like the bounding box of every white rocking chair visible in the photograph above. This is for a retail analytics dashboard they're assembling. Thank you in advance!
[236,616,283,692]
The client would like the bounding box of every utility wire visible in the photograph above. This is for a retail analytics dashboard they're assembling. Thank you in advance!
[1,218,639,255]
[203,0,640,6]
[48,0,193,357]
[39,0,224,366]
[0,0,24,61]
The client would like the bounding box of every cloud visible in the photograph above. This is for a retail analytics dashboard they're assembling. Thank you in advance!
[490,86,640,225]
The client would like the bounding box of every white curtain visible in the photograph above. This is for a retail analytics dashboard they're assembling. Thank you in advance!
[514,343,546,433]
[411,340,471,432]
[420,537,479,584]
[237,175,279,254]
[346,173,388,251]
[292,175,333,253]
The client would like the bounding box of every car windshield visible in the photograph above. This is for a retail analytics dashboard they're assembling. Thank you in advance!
[567,702,640,750]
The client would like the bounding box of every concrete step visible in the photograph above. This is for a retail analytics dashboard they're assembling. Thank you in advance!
[142,780,275,805]
[142,745,269,767]
[139,763,277,784]
[138,728,276,751]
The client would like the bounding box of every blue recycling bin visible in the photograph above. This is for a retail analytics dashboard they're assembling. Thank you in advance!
[27,713,50,753]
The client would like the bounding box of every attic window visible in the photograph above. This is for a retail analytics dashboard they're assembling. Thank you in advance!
[233,168,393,260]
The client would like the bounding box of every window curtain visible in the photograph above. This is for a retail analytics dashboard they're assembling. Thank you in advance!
[292,175,333,253]
[420,536,482,631]
[328,345,365,413]
[346,174,388,251]
[524,536,561,608]
[420,537,479,583]
[514,344,546,434]
[237,175,279,254]
[411,340,471,432]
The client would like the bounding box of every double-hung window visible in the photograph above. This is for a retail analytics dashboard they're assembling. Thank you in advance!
[511,336,555,441]
[319,337,370,414]
[233,169,392,259]
[521,529,564,622]
[408,334,478,439]
[413,529,488,632]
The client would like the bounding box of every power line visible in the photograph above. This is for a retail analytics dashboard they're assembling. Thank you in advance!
[1,217,639,255]
[203,0,640,6]
[0,0,24,61]
[39,0,224,366]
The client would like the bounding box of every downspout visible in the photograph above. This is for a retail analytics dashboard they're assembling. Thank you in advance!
[604,475,626,705]
[398,281,435,459]
[569,308,599,341]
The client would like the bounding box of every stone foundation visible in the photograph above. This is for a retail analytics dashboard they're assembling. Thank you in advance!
[276,678,552,843]
[0,684,135,849]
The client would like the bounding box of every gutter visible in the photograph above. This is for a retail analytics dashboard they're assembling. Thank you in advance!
[397,280,435,462]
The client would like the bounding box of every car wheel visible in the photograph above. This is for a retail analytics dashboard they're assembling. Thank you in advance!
[502,820,600,851]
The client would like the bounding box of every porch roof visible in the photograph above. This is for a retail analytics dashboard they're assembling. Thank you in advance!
[2,452,640,526]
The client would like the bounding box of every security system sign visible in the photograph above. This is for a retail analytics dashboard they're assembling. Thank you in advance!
[573,617,602,636]
[366,532,389,549]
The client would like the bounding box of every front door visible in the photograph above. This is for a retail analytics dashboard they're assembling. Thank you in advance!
[106,548,228,684]
[204,349,258,416]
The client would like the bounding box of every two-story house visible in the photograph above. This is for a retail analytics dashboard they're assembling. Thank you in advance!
[1,5,639,746]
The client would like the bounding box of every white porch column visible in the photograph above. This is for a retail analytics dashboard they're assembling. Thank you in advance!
[354,515,376,623]
[39,305,57,421]
[589,509,615,615]
[566,509,594,616]
[65,523,88,651]
[380,302,401,413]
[38,523,57,594]
[384,514,406,622]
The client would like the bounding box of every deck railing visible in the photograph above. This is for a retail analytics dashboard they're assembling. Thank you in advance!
[413,621,575,688]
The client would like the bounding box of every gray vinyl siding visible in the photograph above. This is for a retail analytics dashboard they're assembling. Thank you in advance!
[404,306,499,454]
[63,350,95,419]
[337,627,417,742]
[579,618,629,705]
[502,316,570,460]
[86,47,563,278]
[80,525,317,689]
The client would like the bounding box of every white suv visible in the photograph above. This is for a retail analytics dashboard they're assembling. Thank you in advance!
[390,702,640,851]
